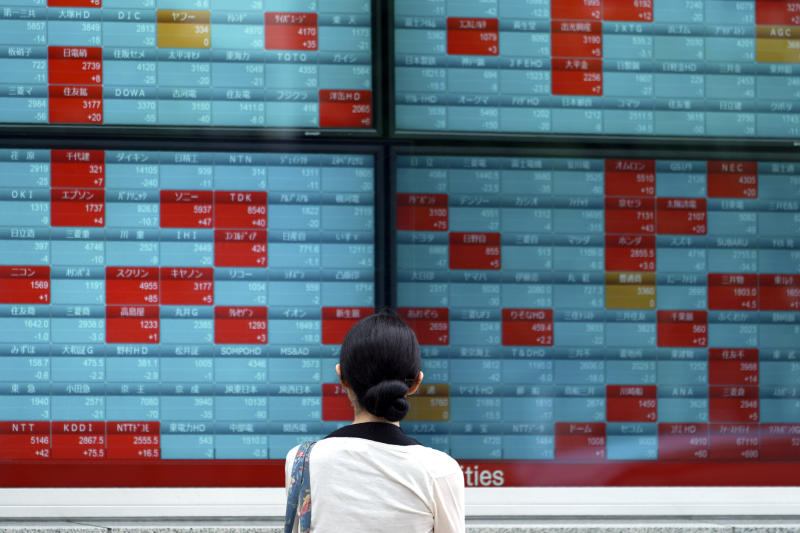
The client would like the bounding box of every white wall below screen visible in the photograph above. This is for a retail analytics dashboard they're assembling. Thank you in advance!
[0,487,799,518]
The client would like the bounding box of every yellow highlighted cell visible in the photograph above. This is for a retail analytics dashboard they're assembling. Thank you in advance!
[157,10,211,49]
[757,38,800,63]
[756,26,799,39]
[606,284,656,310]
[606,273,656,309]
[605,272,656,285]
[407,384,450,422]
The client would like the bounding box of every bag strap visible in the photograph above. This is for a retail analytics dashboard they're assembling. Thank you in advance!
[285,440,316,533]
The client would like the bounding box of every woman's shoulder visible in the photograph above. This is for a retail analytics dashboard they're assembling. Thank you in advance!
[408,443,462,478]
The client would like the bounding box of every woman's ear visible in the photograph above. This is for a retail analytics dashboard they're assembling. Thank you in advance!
[335,364,348,387]
[407,371,424,396]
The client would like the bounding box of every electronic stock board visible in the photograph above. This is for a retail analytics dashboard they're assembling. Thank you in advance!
[2,0,800,491]
[0,0,374,129]
[395,151,800,486]
[0,147,376,486]
[394,0,800,138]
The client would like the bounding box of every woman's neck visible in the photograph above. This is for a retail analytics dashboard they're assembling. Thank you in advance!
[352,408,400,427]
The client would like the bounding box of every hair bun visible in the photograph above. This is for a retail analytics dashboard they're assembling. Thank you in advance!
[361,380,410,422]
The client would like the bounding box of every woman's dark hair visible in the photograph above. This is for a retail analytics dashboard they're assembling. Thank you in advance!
[339,310,421,422]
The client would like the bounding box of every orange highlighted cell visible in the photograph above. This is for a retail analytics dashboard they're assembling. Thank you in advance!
[157,10,211,48]
[407,384,450,422]
[605,272,656,310]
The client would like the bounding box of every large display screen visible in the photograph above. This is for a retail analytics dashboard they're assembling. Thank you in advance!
[0,0,374,129]
[394,0,800,138]
[395,151,800,486]
[0,147,375,486]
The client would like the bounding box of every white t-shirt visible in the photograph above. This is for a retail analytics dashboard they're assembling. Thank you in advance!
[285,422,465,533]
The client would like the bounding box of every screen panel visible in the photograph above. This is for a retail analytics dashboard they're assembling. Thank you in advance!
[393,0,800,139]
[0,146,376,487]
[393,149,800,487]
[0,0,375,131]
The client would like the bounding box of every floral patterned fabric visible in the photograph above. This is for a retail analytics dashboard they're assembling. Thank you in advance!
[285,440,316,533]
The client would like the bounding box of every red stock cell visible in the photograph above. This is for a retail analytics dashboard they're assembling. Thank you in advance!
[760,424,800,460]
[759,274,800,311]
[0,266,50,304]
[709,424,760,460]
[605,197,656,234]
[755,0,800,25]
[550,21,602,58]
[501,308,553,346]
[657,423,710,461]
[214,191,267,229]
[449,232,501,270]
[214,306,268,344]
[551,59,602,95]
[48,85,103,124]
[214,230,267,267]
[47,0,100,6]
[708,273,759,311]
[398,308,450,345]
[657,310,707,348]
[603,0,654,22]
[160,267,214,306]
[51,421,106,460]
[106,267,159,305]
[160,190,213,228]
[50,188,105,227]
[321,307,375,345]
[50,150,105,188]
[0,422,51,460]
[605,235,656,272]
[106,306,160,344]
[606,385,657,422]
[322,384,355,421]
[707,161,758,199]
[107,421,160,460]
[656,198,707,235]
[604,159,656,196]
[48,47,102,85]
[265,12,318,51]
[446,18,499,56]
[551,0,602,20]
[319,90,372,128]
[709,349,759,385]
[709,386,759,423]
[554,423,606,461]
[396,194,449,232]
